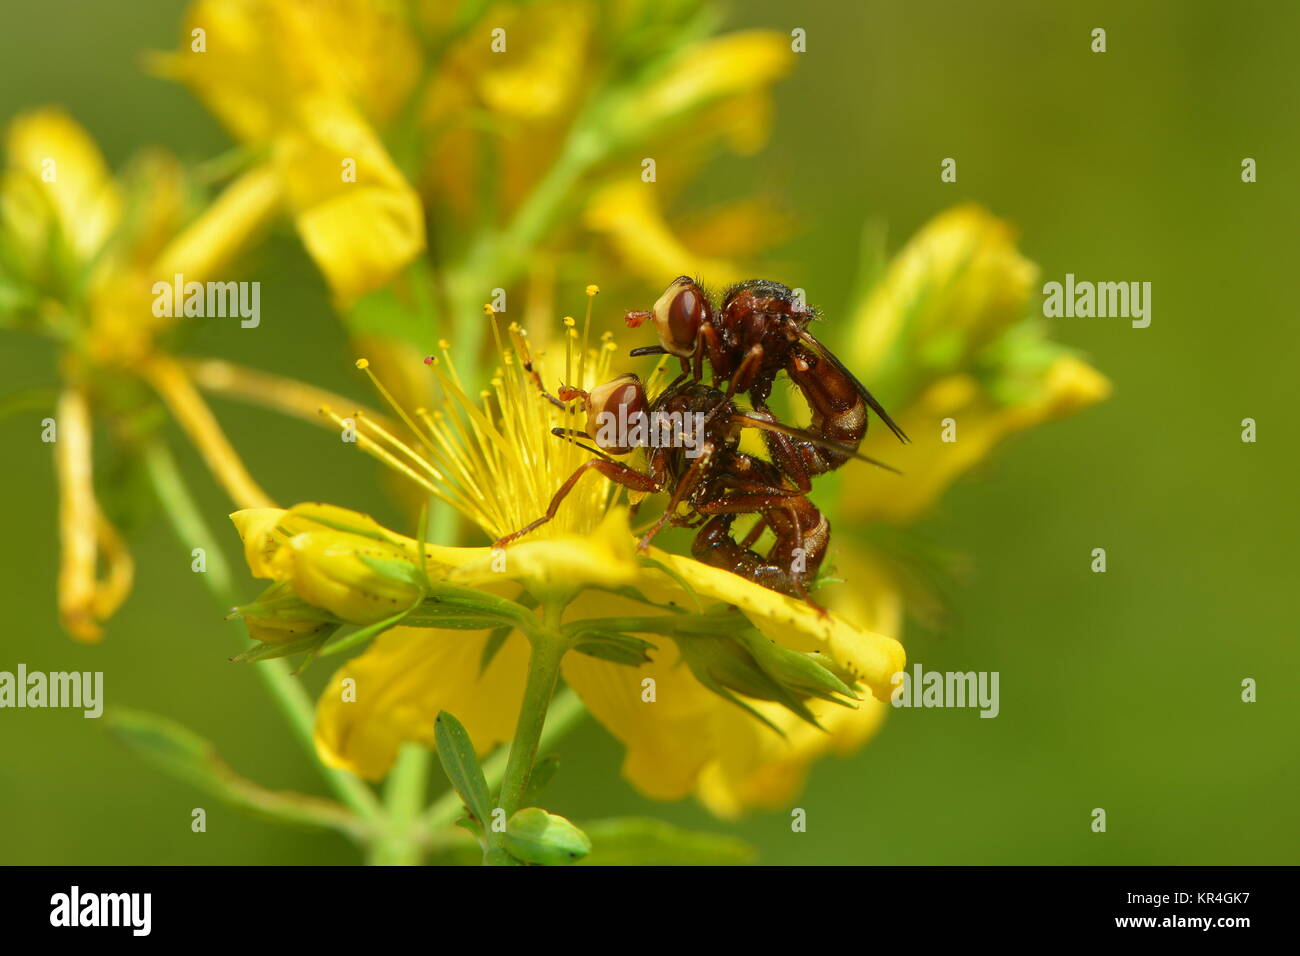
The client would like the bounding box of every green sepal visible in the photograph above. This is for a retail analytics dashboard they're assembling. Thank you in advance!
[228,586,339,623]
[230,625,338,664]
[741,631,859,705]
[674,626,858,732]
[317,603,420,658]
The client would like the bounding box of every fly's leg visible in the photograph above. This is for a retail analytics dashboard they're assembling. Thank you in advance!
[695,492,829,613]
[494,459,662,548]
[635,443,714,552]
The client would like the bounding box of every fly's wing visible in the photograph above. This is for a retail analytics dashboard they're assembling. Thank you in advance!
[733,414,901,474]
[797,329,910,444]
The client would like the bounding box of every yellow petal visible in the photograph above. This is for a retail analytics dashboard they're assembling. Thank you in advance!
[274,96,424,302]
[696,554,906,817]
[473,1,590,120]
[694,695,891,818]
[162,0,419,140]
[144,356,275,510]
[845,356,1112,524]
[649,550,906,703]
[314,625,530,780]
[152,164,281,281]
[560,574,905,816]
[5,107,121,259]
[452,507,640,597]
[585,181,744,286]
[229,507,289,579]
[55,387,105,642]
[619,31,794,133]
[561,638,721,800]
[232,501,487,587]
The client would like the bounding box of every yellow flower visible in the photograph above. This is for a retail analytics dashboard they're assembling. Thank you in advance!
[4,109,121,261]
[231,303,905,810]
[158,0,425,302]
[0,108,277,639]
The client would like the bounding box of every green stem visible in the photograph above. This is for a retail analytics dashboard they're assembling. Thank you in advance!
[498,636,568,814]
[368,742,431,865]
[141,440,382,825]
[482,604,573,865]
[422,685,585,836]
[445,117,603,378]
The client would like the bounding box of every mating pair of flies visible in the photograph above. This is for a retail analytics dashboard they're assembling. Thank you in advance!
[495,276,909,606]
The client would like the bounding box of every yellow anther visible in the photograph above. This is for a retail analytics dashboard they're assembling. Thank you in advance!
[355,358,370,370]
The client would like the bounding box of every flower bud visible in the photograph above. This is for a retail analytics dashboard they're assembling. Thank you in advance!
[847,204,1038,399]
[503,808,592,866]
[284,531,423,624]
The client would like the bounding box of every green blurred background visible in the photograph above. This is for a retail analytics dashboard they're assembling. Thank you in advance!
[1,0,1296,864]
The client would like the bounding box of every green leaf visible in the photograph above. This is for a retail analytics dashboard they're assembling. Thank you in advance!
[578,818,757,866]
[503,808,592,866]
[433,711,493,829]
[104,707,363,837]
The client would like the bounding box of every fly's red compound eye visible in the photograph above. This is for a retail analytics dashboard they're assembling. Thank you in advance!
[586,374,646,455]
[650,278,707,356]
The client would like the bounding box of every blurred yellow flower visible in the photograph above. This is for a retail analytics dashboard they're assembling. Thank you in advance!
[836,204,1110,525]
[0,108,278,639]
[848,204,1039,397]
[846,357,1111,525]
